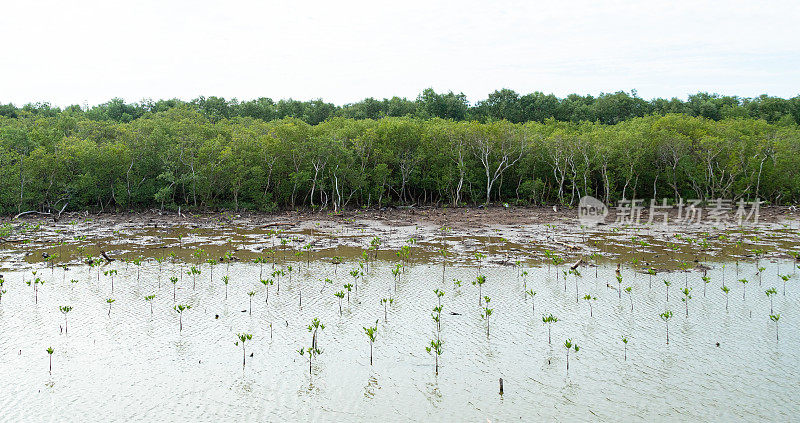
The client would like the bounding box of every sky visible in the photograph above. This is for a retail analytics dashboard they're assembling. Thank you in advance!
[1,0,798,107]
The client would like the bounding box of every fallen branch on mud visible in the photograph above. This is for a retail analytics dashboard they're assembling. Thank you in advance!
[14,211,52,219]
[14,203,69,221]
[101,251,116,262]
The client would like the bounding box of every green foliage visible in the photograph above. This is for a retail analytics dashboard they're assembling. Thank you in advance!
[0,108,798,213]
[174,304,191,312]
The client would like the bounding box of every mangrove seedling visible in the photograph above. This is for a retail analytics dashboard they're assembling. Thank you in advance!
[616,274,623,299]
[647,268,656,289]
[473,275,486,306]
[307,317,324,350]
[590,252,602,278]
[298,345,322,376]
[271,269,284,292]
[680,287,692,317]
[542,314,558,344]
[188,266,201,290]
[625,286,633,311]
[106,298,115,317]
[765,288,777,314]
[551,255,565,280]
[254,256,266,280]
[247,291,255,315]
[133,258,142,283]
[474,251,485,276]
[701,275,710,297]
[564,338,579,372]
[59,305,72,333]
[391,265,401,291]
[432,305,443,334]
[370,236,382,261]
[300,318,324,375]
[622,336,628,361]
[481,296,493,336]
[361,252,371,275]
[721,284,730,311]
[778,274,790,296]
[26,276,44,304]
[174,304,191,331]
[583,294,597,317]
[381,297,394,322]
[526,289,536,313]
[206,259,217,285]
[103,269,117,293]
[349,269,361,293]
[334,291,345,316]
[434,288,444,308]
[261,279,273,305]
[739,278,749,300]
[344,283,353,303]
[660,310,673,344]
[770,314,780,341]
[47,347,54,374]
[406,237,417,262]
[145,294,155,315]
[679,261,690,287]
[235,333,253,369]
[663,279,671,302]
[156,256,165,287]
[439,248,449,281]
[225,252,235,276]
[363,321,378,365]
[571,268,582,302]
[170,276,179,302]
[303,243,312,267]
[425,338,443,375]
[320,277,333,293]
[332,256,342,274]
[222,275,230,299]
[280,237,289,261]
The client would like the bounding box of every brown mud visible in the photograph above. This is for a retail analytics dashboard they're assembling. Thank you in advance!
[1,206,798,273]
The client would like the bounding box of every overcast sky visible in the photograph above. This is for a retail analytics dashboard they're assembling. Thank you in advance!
[1,0,798,107]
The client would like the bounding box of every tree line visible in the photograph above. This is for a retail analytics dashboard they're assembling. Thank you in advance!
[2,89,800,126]
[0,106,798,215]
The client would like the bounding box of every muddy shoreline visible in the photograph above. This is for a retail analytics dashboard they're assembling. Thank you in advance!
[1,206,798,271]
[2,204,797,227]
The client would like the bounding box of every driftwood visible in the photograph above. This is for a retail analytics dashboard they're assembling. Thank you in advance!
[101,251,116,262]
[14,203,69,221]
[570,259,585,270]
[262,222,293,228]
[14,211,52,219]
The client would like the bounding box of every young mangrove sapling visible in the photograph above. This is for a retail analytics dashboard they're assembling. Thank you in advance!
[363,321,378,365]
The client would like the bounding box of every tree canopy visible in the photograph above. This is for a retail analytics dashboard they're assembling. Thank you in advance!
[0,102,797,214]
[3,89,799,126]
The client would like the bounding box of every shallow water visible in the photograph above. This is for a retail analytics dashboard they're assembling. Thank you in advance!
[1,252,798,421]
